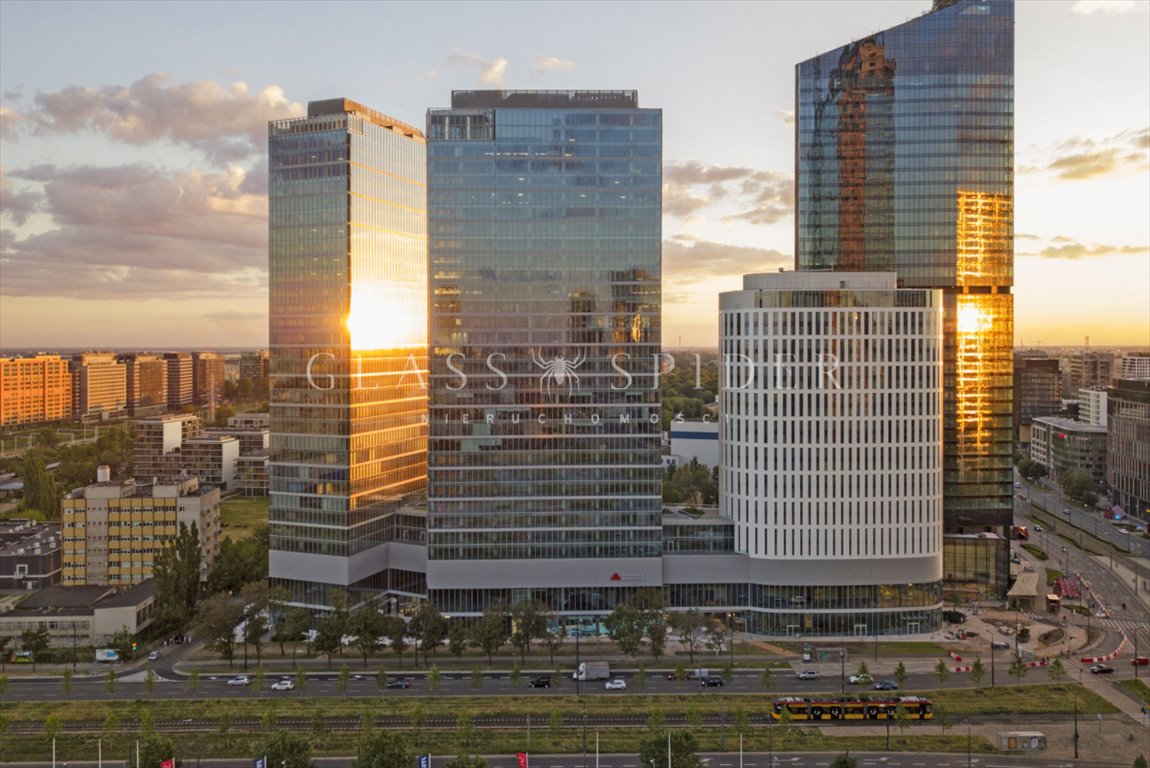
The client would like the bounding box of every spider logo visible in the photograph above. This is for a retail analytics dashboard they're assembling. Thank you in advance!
[532,348,587,397]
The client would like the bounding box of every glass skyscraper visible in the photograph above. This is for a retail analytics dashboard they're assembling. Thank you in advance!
[268,99,428,609]
[425,91,663,614]
[796,0,1014,594]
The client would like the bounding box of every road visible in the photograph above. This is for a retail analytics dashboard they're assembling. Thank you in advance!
[0,751,1129,768]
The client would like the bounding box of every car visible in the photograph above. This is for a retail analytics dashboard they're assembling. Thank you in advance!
[796,669,820,680]
[1014,482,1022,488]
[226,675,251,687]
[1090,664,1114,675]
[873,679,898,691]
[848,673,872,685]
[991,640,1011,650]
[147,651,160,661]
[1119,528,1129,535]
[700,676,724,687]
[604,678,627,690]
[1034,525,1043,532]
[1131,657,1150,667]
[529,676,552,688]
[270,678,295,691]
[385,677,413,689]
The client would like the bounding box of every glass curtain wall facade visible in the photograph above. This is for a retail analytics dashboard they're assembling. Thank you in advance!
[268,99,428,609]
[426,91,662,615]
[795,0,1014,595]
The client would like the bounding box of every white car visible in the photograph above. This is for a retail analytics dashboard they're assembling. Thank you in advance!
[227,675,251,687]
[147,651,159,661]
[604,678,627,690]
[270,678,295,691]
[796,669,820,680]
[848,673,872,685]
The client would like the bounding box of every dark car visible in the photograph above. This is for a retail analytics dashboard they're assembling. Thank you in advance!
[1090,664,1114,675]
[991,640,1010,650]
[1131,657,1150,667]
[873,679,898,691]
[529,676,552,688]
[385,677,413,689]
[701,676,724,687]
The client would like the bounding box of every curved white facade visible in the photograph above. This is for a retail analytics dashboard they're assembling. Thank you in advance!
[719,272,944,634]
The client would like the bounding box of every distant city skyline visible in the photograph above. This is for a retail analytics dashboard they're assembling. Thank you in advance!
[1,0,1148,349]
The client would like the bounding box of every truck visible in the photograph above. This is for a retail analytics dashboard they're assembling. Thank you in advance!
[95,648,119,663]
[572,662,610,681]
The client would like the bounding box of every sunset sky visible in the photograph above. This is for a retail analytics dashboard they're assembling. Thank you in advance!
[1,0,1147,350]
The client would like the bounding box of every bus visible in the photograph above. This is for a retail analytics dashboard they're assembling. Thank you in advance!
[771,695,933,721]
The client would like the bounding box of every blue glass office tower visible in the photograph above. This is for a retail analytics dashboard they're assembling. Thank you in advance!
[425,91,663,614]
[796,0,1014,596]
[268,99,428,609]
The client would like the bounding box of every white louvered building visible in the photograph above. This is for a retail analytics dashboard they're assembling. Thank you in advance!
[719,272,945,635]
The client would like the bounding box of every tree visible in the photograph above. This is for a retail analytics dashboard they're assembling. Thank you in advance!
[153,521,203,634]
[648,615,667,661]
[670,609,706,662]
[471,668,484,689]
[932,702,953,735]
[445,757,487,768]
[427,664,443,693]
[510,663,523,686]
[138,735,179,768]
[1048,657,1067,683]
[144,667,157,694]
[354,729,413,768]
[893,661,908,689]
[337,663,351,692]
[278,605,311,657]
[969,657,986,688]
[295,663,308,691]
[705,619,727,656]
[314,611,347,669]
[450,624,469,660]
[255,731,312,768]
[186,669,200,692]
[383,616,409,666]
[0,675,7,704]
[639,729,702,768]
[469,605,507,664]
[732,707,749,737]
[20,626,49,671]
[1060,470,1096,506]
[457,712,478,748]
[351,599,387,667]
[102,712,119,743]
[104,668,117,694]
[60,668,73,695]
[21,453,60,519]
[855,660,871,680]
[605,602,647,657]
[43,713,62,742]
[1133,756,1148,768]
[242,602,268,668]
[828,754,858,768]
[110,625,135,662]
[543,621,565,665]
[207,530,269,594]
[893,703,911,737]
[761,666,775,689]
[198,593,244,667]
[934,659,950,687]
[1009,655,1028,682]
[0,635,9,671]
[509,600,546,663]
[411,602,448,666]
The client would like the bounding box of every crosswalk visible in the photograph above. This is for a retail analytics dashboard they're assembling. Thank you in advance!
[1094,616,1148,632]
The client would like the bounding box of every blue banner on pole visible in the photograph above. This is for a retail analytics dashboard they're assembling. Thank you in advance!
[255,758,267,768]
[419,754,431,768]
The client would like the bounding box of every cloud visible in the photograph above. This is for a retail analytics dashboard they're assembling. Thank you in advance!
[663,235,791,280]
[0,167,43,225]
[1026,127,1149,180]
[14,74,303,164]
[1070,0,1149,14]
[449,50,509,87]
[1020,238,1149,260]
[0,105,23,140]
[778,110,795,126]
[534,55,575,74]
[1,162,267,299]
[662,161,794,225]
